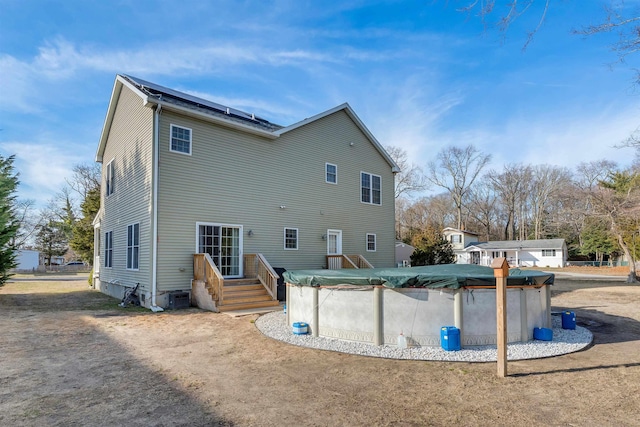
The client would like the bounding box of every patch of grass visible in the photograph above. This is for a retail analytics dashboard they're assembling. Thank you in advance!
[0,280,153,313]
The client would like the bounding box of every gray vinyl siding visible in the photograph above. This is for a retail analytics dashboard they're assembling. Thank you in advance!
[99,86,154,294]
[155,109,395,291]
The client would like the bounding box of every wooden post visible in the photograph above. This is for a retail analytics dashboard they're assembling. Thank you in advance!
[491,257,509,378]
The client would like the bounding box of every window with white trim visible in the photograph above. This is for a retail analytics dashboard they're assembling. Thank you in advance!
[366,233,376,252]
[104,231,113,268]
[361,172,381,205]
[284,228,298,250]
[326,163,337,184]
[542,249,556,257]
[127,223,140,270]
[451,235,461,244]
[105,160,114,196]
[170,124,192,155]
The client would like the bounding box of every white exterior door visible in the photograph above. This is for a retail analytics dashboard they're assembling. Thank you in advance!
[197,223,243,278]
[327,229,342,255]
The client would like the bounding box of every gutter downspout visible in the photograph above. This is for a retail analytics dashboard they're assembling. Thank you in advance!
[151,104,164,312]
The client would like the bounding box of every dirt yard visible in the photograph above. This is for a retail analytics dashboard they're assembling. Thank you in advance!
[1,272,639,426]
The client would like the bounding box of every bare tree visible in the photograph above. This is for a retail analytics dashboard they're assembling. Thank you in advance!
[575,160,618,190]
[66,163,101,202]
[456,1,640,64]
[465,183,498,241]
[529,165,572,239]
[400,195,457,241]
[591,169,640,282]
[487,164,533,240]
[12,199,41,248]
[567,160,619,248]
[426,145,491,230]
[457,0,551,50]
[573,3,640,72]
[385,146,429,199]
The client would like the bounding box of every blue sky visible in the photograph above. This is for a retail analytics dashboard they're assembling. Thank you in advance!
[1,0,639,207]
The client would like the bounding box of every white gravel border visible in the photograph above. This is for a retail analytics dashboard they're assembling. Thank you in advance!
[255,311,593,362]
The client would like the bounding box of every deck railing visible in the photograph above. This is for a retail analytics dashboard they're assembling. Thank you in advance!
[194,253,224,303]
[347,254,374,269]
[327,254,358,269]
[244,253,278,300]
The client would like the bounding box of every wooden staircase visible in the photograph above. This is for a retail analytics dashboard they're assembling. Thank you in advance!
[217,278,281,312]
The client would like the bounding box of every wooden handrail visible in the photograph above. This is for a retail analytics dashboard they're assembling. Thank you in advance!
[193,253,224,303]
[244,253,279,300]
[327,254,358,269]
[327,254,374,269]
[347,254,374,269]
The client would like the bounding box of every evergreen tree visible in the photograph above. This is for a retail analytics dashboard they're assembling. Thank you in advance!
[0,155,20,285]
[35,221,68,266]
[580,218,618,265]
[410,226,456,266]
[70,187,100,264]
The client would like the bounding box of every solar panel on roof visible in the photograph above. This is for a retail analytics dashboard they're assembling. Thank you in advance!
[123,74,270,123]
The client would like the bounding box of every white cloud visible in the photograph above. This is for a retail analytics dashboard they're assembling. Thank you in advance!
[2,141,82,206]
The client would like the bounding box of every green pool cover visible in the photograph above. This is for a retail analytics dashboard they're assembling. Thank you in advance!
[282,264,554,289]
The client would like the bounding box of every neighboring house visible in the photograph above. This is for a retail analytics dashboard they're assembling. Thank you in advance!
[461,239,567,268]
[442,227,479,264]
[41,255,65,266]
[93,75,399,311]
[395,241,415,267]
[15,250,39,271]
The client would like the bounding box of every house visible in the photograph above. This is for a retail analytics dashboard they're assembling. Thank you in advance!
[395,241,415,267]
[93,75,399,311]
[442,227,479,264]
[41,255,65,266]
[460,238,567,268]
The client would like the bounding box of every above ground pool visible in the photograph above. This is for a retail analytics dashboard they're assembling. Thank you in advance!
[283,264,554,347]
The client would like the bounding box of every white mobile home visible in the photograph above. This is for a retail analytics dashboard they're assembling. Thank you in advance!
[463,239,567,268]
[15,250,39,271]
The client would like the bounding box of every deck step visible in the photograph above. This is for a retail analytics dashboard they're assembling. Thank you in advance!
[225,278,261,286]
[222,294,275,304]
[223,284,264,293]
[217,277,277,312]
[218,299,281,312]
[223,288,269,298]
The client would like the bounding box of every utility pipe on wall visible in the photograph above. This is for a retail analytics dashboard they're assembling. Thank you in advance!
[150,105,164,312]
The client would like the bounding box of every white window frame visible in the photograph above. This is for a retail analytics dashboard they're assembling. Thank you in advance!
[325,163,337,184]
[126,223,140,270]
[284,227,299,250]
[542,249,556,257]
[451,235,461,244]
[170,124,192,155]
[360,171,382,205]
[105,160,114,196]
[195,222,244,278]
[366,233,376,252]
[104,231,113,268]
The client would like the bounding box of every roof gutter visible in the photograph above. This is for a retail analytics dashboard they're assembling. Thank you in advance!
[143,98,279,140]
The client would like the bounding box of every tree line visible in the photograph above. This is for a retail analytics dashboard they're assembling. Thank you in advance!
[0,155,100,284]
[390,144,640,281]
